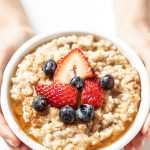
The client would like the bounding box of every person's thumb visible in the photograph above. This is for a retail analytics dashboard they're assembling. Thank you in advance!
[0,109,21,147]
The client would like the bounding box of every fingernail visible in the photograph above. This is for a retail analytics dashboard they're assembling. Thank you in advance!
[6,139,16,146]
[6,139,17,147]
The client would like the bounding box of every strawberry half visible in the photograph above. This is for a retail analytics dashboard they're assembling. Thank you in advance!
[81,78,104,107]
[35,84,78,108]
[54,48,93,84]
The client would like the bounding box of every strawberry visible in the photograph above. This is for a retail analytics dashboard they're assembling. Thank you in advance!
[81,78,104,107]
[54,48,93,84]
[35,84,78,108]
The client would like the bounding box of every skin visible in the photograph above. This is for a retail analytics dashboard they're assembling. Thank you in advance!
[0,0,34,149]
[114,0,150,149]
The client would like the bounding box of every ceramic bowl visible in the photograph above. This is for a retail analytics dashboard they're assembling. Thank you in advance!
[1,31,150,150]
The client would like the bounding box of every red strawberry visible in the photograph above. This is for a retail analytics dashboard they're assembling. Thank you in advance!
[35,84,78,108]
[54,48,93,84]
[81,78,104,107]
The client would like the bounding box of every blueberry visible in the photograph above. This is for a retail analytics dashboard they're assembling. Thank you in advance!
[42,59,57,78]
[32,95,48,112]
[70,76,85,90]
[76,104,94,122]
[101,75,114,90]
[59,105,75,124]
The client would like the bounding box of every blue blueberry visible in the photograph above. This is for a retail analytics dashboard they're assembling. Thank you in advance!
[70,76,85,90]
[59,105,75,124]
[101,75,114,90]
[76,104,94,122]
[42,59,57,78]
[32,95,48,112]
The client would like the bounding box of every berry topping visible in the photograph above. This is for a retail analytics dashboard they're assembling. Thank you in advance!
[59,105,76,123]
[54,48,93,84]
[70,76,85,90]
[76,104,94,122]
[42,59,57,78]
[35,84,78,108]
[81,78,104,107]
[32,95,48,112]
[101,75,115,90]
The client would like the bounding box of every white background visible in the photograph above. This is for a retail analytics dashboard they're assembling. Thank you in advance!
[0,0,150,149]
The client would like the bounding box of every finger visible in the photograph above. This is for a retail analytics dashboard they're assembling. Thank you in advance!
[142,113,150,135]
[19,143,31,150]
[145,128,150,137]
[124,142,135,150]
[132,132,145,150]
[0,110,21,147]
[5,142,31,150]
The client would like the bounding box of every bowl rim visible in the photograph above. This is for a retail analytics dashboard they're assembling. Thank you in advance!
[1,30,150,150]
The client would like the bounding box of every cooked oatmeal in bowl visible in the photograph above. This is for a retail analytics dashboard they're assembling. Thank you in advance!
[1,32,150,150]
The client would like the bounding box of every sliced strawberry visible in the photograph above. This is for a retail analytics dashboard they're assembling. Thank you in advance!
[81,78,104,107]
[35,84,78,108]
[54,48,93,84]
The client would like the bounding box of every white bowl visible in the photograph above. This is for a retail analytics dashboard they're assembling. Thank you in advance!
[1,31,150,150]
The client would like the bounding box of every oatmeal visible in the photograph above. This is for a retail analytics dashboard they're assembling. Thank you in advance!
[10,34,141,150]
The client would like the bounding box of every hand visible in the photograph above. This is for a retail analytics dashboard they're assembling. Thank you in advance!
[118,24,150,150]
[0,22,34,150]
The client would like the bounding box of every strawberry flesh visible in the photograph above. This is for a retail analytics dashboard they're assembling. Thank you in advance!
[54,48,93,84]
